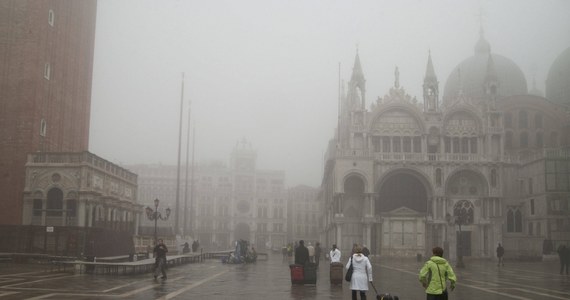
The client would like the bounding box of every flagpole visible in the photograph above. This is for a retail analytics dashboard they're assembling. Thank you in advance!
[183,104,191,236]
[174,73,184,236]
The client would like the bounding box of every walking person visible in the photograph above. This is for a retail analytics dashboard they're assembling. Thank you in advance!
[153,239,168,280]
[558,244,569,275]
[307,242,315,263]
[330,244,341,263]
[564,245,570,275]
[496,243,505,266]
[346,246,373,300]
[294,240,310,265]
[419,246,456,300]
[314,242,322,266]
[362,245,370,257]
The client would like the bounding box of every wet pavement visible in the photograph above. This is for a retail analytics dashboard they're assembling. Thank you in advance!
[0,254,569,299]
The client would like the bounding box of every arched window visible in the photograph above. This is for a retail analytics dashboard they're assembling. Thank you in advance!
[33,199,43,217]
[46,188,63,216]
[519,110,528,129]
[453,200,474,225]
[67,199,77,217]
[507,207,523,233]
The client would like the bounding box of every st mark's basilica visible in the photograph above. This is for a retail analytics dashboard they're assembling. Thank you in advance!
[319,30,570,260]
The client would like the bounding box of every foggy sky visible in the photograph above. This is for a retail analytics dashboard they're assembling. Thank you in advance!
[89,0,570,187]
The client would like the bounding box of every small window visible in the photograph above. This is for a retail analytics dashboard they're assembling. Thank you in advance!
[530,199,535,215]
[40,119,47,137]
[48,9,55,26]
[44,63,50,80]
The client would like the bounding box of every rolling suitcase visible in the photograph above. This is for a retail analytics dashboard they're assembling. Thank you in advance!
[303,262,317,284]
[330,262,343,284]
[289,264,304,284]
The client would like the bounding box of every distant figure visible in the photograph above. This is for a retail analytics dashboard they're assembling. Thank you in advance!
[558,244,569,275]
[496,243,505,266]
[314,242,322,266]
[282,246,288,262]
[419,246,456,300]
[153,239,168,280]
[307,242,315,263]
[330,244,341,263]
[294,240,310,265]
[346,246,373,300]
[182,242,190,254]
[192,240,199,252]
[362,245,370,257]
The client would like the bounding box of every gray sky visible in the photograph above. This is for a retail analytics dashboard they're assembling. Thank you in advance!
[89,0,570,187]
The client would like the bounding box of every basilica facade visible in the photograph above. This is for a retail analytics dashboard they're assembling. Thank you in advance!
[319,32,570,260]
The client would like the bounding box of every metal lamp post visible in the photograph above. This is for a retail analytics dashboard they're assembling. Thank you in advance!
[145,198,171,245]
[446,212,466,268]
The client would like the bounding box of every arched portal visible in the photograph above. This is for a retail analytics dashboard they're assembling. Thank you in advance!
[374,171,430,256]
[376,173,428,213]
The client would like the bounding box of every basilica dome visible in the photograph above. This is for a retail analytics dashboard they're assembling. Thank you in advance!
[443,33,528,106]
[545,47,570,105]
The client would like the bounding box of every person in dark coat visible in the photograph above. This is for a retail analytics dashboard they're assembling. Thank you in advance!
[362,245,370,257]
[153,239,168,280]
[496,243,505,266]
[558,244,569,275]
[294,240,310,265]
[564,246,570,275]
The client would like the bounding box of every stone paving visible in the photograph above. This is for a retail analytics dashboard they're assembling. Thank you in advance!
[0,254,568,299]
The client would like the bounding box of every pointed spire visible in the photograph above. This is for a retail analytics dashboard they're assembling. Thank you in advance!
[394,66,400,88]
[474,27,491,54]
[351,50,365,82]
[424,50,437,80]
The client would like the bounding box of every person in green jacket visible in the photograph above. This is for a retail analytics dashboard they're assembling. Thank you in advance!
[419,246,457,300]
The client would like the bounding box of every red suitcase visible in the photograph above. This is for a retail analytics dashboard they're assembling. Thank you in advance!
[289,264,304,284]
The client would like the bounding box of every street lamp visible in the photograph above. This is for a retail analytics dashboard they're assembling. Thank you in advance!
[145,198,171,245]
[446,212,466,268]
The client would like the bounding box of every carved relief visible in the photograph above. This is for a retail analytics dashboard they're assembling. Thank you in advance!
[445,112,479,136]
[372,109,421,135]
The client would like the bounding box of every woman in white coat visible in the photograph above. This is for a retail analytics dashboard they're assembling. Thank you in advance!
[346,246,373,300]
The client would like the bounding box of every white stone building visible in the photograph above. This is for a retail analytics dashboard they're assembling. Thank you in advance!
[320,33,570,260]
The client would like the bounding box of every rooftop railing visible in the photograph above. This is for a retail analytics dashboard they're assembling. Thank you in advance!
[27,152,137,183]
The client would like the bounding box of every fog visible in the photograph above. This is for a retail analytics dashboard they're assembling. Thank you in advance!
[89,0,570,187]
